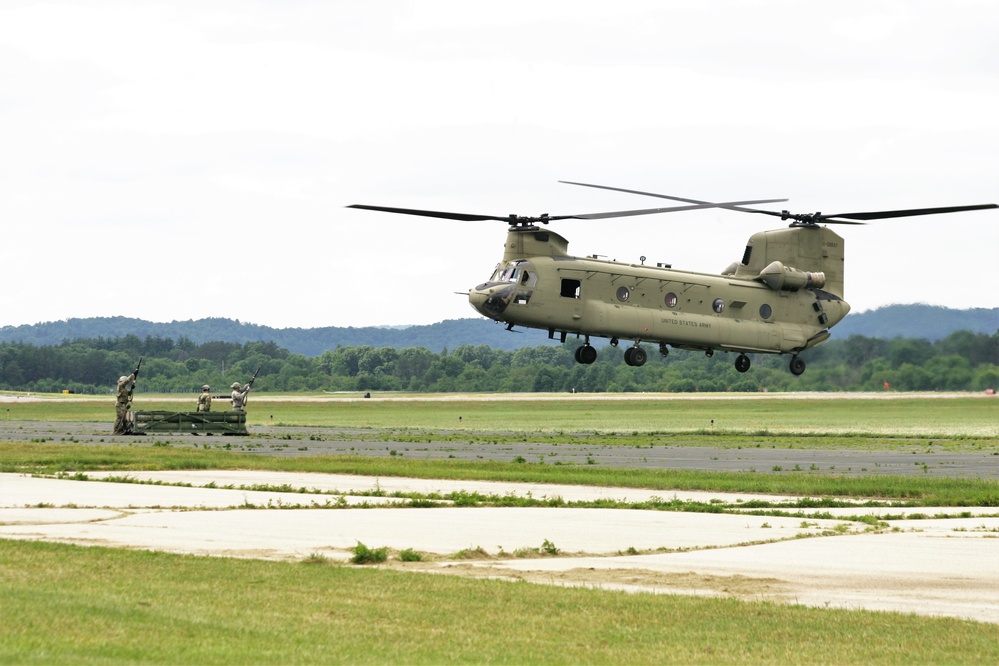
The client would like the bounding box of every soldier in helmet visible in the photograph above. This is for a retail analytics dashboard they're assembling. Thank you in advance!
[197,385,212,412]
[113,372,136,435]
[231,381,250,412]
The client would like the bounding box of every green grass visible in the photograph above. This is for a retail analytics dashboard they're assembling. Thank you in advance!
[3,394,999,662]
[4,392,998,438]
[3,539,998,665]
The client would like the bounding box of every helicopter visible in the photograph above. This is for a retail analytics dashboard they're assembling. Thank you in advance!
[348,184,997,375]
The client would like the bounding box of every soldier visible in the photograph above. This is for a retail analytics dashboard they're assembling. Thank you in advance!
[113,372,135,434]
[231,381,250,411]
[197,385,212,412]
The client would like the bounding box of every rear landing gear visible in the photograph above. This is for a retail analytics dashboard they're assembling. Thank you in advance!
[624,346,647,367]
[735,354,751,373]
[789,356,806,376]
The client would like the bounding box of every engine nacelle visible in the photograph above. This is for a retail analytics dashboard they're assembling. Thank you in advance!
[758,260,826,292]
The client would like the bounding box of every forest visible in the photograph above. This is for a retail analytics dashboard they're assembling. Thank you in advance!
[0,331,996,395]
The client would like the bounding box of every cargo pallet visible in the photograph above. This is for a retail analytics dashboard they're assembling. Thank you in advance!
[132,410,248,435]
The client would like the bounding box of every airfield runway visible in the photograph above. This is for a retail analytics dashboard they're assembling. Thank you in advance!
[2,419,999,477]
[2,469,998,625]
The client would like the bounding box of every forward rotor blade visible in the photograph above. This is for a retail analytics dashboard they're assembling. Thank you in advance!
[346,205,514,222]
[348,198,788,224]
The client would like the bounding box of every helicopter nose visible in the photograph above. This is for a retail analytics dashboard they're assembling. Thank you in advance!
[469,284,514,319]
[468,288,490,314]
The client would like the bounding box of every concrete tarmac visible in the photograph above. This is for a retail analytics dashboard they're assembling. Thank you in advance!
[2,470,997,625]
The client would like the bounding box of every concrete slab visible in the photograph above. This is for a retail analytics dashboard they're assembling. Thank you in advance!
[84,469,807,504]
[1,471,996,625]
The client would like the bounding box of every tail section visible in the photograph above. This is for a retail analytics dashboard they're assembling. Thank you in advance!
[734,225,845,300]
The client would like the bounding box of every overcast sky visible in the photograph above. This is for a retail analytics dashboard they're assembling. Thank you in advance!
[2,0,997,330]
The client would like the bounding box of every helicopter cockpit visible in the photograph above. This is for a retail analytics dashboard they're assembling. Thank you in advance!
[469,260,537,319]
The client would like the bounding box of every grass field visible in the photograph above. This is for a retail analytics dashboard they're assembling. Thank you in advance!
[3,539,999,665]
[3,392,999,505]
[3,392,999,663]
[3,391,998,438]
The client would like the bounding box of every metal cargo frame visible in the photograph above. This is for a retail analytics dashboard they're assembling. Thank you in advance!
[132,410,248,435]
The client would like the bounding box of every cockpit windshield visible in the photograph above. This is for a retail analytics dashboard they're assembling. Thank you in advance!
[489,260,533,284]
[498,266,519,282]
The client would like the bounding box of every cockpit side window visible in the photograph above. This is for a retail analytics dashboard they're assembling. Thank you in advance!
[560,278,581,298]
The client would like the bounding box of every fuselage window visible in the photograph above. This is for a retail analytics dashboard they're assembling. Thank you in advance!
[759,303,772,319]
[712,298,725,314]
[616,286,630,302]
[664,292,678,308]
[561,278,581,299]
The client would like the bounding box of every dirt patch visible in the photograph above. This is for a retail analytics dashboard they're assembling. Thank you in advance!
[394,561,790,598]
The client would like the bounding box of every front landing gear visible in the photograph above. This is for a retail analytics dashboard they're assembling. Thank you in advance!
[574,344,597,365]
[789,355,806,376]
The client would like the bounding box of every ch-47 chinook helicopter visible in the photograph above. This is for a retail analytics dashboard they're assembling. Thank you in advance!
[349,183,996,375]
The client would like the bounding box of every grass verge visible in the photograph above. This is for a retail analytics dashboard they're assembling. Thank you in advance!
[4,442,999,506]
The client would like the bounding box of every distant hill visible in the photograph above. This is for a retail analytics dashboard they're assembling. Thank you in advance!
[1,305,994,356]
[834,305,998,341]
[0,316,554,356]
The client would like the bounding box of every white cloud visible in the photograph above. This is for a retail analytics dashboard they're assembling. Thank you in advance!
[1,0,996,328]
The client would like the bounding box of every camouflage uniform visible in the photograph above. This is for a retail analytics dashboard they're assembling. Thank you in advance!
[197,385,212,412]
[231,382,250,411]
[113,373,135,434]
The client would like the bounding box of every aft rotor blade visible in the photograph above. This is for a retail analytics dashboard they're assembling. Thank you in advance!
[822,204,998,222]
[574,198,788,220]
[560,181,780,216]
[561,181,998,225]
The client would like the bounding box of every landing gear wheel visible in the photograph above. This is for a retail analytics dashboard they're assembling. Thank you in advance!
[789,356,806,376]
[574,344,597,365]
[632,347,647,366]
[659,343,670,358]
[735,354,751,373]
[624,346,647,367]
[705,348,714,358]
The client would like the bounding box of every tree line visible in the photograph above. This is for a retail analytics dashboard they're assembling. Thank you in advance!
[0,331,996,395]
